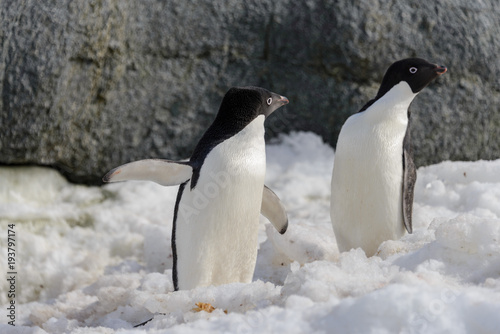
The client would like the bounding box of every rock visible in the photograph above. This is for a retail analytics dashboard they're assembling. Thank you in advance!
[1,0,499,184]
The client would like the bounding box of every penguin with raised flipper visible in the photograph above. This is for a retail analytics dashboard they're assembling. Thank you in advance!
[104,86,289,290]
[330,58,447,257]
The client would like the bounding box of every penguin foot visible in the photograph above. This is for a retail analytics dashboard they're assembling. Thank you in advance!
[192,302,215,313]
[192,302,227,314]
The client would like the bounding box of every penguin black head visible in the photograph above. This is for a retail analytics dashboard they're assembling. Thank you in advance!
[376,58,447,98]
[217,86,289,123]
[189,86,288,182]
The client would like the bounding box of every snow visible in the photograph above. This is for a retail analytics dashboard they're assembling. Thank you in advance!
[1,131,500,334]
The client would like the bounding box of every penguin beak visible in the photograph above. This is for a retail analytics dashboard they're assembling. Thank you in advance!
[434,65,447,75]
[265,93,289,117]
[277,95,289,106]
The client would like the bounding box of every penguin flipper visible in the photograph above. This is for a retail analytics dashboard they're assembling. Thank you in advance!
[102,159,192,186]
[402,128,416,234]
[261,185,288,234]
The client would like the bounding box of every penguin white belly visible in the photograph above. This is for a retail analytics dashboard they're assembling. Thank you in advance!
[175,116,266,290]
[330,84,414,256]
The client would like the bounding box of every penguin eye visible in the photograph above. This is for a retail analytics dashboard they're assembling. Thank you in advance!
[409,67,418,74]
[266,97,273,105]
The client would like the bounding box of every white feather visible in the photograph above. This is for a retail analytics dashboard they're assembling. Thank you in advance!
[330,82,417,256]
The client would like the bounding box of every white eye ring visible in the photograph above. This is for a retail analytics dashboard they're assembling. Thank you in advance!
[267,97,272,105]
[409,67,418,74]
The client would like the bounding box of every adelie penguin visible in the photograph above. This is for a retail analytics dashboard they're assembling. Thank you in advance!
[330,58,447,257]
[103,86,289,290]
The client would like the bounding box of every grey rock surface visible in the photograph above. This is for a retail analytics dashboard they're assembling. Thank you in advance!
[1,0,499,184]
